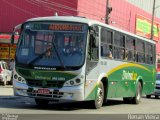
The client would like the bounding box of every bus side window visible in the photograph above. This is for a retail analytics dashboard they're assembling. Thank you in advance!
[114,32,125,60]
[145,43,153,64]
[136,40,145,63]
[101,28,113,59]
[125,36,136,61]
[89,26,99,61]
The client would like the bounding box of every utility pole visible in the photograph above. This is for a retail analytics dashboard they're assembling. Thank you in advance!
[105,0,112,24]
[150,0,156,40]
[105,0,109,24]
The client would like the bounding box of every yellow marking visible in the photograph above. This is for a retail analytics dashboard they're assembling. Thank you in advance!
[106,63,151,77]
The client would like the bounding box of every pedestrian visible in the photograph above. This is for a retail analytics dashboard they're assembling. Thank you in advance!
[9,59,14,70]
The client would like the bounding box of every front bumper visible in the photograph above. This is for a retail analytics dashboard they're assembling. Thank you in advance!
[13,80,85,101]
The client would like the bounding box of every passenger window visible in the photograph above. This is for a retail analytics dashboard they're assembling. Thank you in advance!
[136,40,145,63]
[126,37,136,61]
[114,32,125,60]
[101,28,113,59]
[145,43,153,64]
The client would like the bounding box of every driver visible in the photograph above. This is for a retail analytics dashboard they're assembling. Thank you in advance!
[45,46,52,58]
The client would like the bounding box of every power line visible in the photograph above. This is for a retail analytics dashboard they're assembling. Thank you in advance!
[36,0,78,12]
[36,0,104,17]
[3,0,38,17]
[26,0,76,15]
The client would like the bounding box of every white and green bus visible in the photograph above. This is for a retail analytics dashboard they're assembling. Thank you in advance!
[11,16,156,109]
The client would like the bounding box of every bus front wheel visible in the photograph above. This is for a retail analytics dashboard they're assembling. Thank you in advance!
[89,81,104,109]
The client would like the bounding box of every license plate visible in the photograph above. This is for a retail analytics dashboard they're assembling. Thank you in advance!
[37,89,50,94]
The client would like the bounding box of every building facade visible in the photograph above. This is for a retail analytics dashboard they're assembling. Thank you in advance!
[0,0,160,70]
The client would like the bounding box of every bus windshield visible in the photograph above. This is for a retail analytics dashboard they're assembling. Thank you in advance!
[16,22,88,70]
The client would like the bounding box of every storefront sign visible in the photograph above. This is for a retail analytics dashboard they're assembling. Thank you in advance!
[10,44,16,59]
[0,44,16,60]
[136,15,160,41]
[0,44,9,59]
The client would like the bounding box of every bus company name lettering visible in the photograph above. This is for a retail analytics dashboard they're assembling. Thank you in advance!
[52,77,65,81]
[122,70,137,80]
[35,76,65,81]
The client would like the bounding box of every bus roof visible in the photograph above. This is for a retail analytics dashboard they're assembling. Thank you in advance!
[27,16,155,44]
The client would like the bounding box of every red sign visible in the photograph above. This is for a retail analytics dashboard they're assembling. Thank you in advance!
[0,34,11,39]
[37,89,50,94]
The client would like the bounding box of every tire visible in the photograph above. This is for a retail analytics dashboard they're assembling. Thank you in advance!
[35,99,49,106]
[131,82,142,104]
[155,95,159,99]
[123,82,142,104]
[146,95,151,98]
[89,81,104,109]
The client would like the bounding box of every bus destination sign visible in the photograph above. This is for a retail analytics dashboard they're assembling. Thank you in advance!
[32,23,83,31]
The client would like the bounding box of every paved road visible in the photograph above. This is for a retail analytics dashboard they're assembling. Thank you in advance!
[0,85,160,115]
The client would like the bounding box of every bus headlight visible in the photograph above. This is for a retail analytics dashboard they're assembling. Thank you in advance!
[13,73,26,84]
[14,74,18,79]
[63,78,82,87]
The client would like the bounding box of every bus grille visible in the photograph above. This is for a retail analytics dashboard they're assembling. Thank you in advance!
[27,89,64,98]
[26,79,65,88]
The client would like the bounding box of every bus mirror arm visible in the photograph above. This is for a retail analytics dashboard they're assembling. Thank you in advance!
[11,33,15,45]
[89,26,96,36]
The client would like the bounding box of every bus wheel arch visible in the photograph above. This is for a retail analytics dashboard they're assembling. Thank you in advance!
[101,77,108,104]
[89,77,108,109]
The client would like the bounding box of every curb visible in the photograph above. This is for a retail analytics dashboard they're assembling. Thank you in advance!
[0,86,13,88]
[0,96,20,99]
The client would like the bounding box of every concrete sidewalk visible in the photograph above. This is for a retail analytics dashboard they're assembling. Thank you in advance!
[0,85,14,96]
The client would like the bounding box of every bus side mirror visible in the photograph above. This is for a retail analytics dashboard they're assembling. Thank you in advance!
[88,33,99,61]
[88,26,99,61]
[11,24,22,45]
[89,26,99,47]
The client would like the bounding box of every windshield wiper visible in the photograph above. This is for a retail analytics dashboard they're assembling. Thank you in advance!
[51,36,66,70]
[28,48,51,66]
[28,36,66,70]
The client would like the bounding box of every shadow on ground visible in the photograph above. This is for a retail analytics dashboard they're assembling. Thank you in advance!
[0,96,125,111]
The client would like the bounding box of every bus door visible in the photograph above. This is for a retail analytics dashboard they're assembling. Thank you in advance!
[85,25,100,100]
